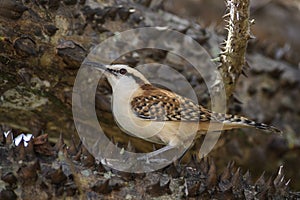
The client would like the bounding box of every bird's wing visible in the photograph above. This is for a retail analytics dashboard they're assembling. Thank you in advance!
[131,85,212,122]
[130,85,282,134]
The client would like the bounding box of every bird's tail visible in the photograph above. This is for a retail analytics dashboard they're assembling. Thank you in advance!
[209,113,282,134]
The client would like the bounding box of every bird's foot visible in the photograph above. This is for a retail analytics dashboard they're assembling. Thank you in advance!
[137,145,175,164]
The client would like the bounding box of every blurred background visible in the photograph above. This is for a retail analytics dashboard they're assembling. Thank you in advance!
[158,0,300,189]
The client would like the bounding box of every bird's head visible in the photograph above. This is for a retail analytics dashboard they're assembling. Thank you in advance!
[85,61,150,89]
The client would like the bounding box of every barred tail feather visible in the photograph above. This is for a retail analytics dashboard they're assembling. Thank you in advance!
[221,115,283,134]
[251,122,282,134]
[208,112,282,134]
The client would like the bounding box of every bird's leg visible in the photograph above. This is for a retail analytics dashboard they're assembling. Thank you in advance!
[137,145,178,163]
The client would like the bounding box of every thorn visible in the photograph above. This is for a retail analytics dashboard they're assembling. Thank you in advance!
[255,171,266,186]
[17,139,26,161]
[172,158,179,167]
[280,175,285,184]
[17,160,40,184]
[285,179,291,186]
[73,145,82,161]
[249,33,256,40]
[250,19,255,25]
[164,163,180,178]
[278,165,284,175]
[220,46,226,51]
[152,144,157,151]
[146,180,172,197]
[110,136,116,144]
[220,162,231,182]
[187,154,200,169]
[92,179,112,194]
[243,170,252,185]
[242,68,248,77]
[25,139,35,158]
[126,140,135,152]
[266,175,273,188]
[274,165,285,186]
[211,57,221,62]
[54,133,65,152]
[206,157,217,188]
[48,166,67,185]
[72,135,80,151]
[231,167,241,188]
[82,146,95,167]
[229,160,235,169]
[232,94,243,104]
[67,135,79,155]
[187,182,201,197]
[198,157,209,174]
[245,60,251,69]
[222,13,230,18]
[3,130,13,145]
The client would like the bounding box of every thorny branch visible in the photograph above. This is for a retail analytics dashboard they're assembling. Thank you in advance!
[219,0,252,102]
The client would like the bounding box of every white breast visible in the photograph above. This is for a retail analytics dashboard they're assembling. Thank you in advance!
[111,77,198,147]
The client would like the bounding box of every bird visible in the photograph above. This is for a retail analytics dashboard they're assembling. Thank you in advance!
[85,61,282,160]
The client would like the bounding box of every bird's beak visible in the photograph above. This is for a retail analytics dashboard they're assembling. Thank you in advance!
[84,61,106,71]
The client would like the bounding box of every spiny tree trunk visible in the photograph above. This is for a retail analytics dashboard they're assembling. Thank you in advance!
[219,0,252,101]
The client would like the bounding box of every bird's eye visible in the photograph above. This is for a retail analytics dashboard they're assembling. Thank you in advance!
[119,68,127,75]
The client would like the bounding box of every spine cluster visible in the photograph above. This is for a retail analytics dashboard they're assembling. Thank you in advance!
[219,0,253,100]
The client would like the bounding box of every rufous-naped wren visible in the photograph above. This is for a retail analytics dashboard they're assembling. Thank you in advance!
[86,61,282,149]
